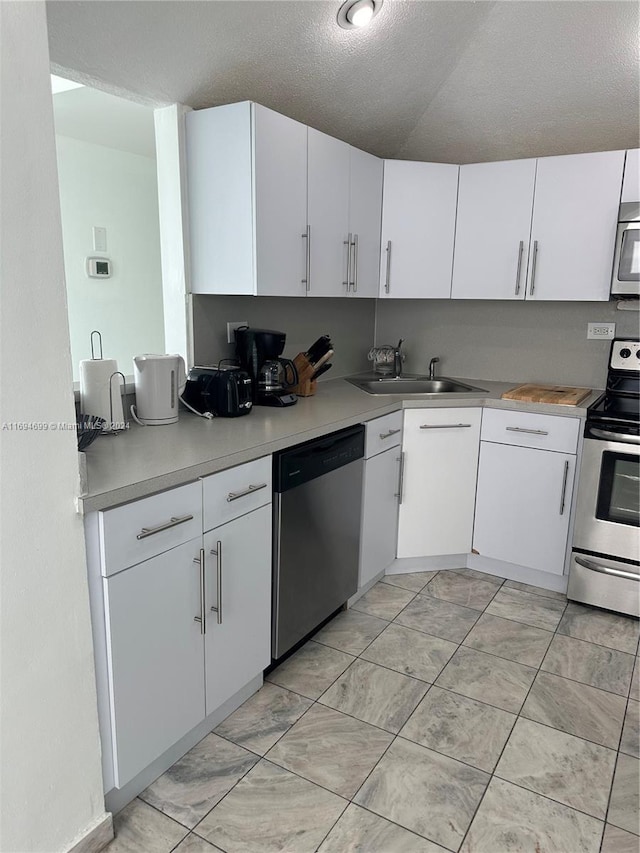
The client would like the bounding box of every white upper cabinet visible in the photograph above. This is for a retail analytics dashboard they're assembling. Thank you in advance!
[527,150,625,301]
[254,105,308,297]
[622,149,640,202]
[186,102,308,296]
[348,146,383,297]
[306,128,351,297]
[451,159,537,300]
[379,160,459,299]
[453,151,625,302]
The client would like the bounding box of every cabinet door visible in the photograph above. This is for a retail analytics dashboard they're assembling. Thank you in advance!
[451,159,537,300]
[186,102,254,295]
[307,128,350,297]
[397,409,481,558]
[348,146,383,298]
[622,149,640,203]
[380,160,459,298]
[204,505,271,715]
[103,539,206,787]
[254,105,308,297]
[360,447,401,588]
[473,442,575,575]
[527,150,625,301]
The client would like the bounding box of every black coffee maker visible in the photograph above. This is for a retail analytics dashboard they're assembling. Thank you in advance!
[234,327,298,407]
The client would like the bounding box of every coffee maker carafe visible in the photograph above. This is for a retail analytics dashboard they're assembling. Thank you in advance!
[234,327,298,407]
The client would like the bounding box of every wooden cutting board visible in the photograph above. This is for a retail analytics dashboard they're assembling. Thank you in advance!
[501,384,592,406]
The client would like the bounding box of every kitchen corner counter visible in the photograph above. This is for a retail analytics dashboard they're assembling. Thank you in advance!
[78,377,600,514]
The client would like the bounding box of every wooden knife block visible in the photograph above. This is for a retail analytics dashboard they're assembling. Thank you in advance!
[292,353,318,397]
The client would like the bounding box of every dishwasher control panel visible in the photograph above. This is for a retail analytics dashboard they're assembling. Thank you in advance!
[273,424,365,493]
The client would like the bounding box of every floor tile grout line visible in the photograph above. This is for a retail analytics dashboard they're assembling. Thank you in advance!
[488,773,612,827]
[130,576,636,852]
[133,794,205,836]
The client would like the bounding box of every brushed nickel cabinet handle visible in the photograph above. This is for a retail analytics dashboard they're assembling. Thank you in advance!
[379,428,401,440]
[137,514,194,540]
[559,460,569,515]
[193,549,206,634]
[395,452,405,503]
[209,540,223,624]
[505,427,549,436]
[529,239,539,295]
[420,423,472,430]
[302,226,311,291]
[384,240,392,293]
[515,240,524,295]
[343,232,352,290]
[352,233,359,292]
[227,482,268,502]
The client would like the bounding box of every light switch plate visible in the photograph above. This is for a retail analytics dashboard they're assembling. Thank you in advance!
[92,226,107,252]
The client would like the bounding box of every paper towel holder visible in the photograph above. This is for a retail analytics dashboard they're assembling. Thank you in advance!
[90,329,103,360]
[106,371,127,434]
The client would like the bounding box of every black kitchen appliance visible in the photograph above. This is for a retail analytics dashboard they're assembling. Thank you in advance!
[181,365,253,417]
[568,338,640,616]
[234,326,298,407]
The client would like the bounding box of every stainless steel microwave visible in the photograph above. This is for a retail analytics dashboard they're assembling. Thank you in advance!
[612,202,640,297]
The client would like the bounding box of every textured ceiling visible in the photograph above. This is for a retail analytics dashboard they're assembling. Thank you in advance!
[46,0,640,163]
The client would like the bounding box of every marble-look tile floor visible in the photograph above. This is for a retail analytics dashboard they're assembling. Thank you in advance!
[105,569,640,853]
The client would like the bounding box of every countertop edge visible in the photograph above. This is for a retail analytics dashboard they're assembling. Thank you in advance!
[78,378,598,514]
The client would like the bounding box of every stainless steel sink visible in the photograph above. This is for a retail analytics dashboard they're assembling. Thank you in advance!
[345,374,488,396]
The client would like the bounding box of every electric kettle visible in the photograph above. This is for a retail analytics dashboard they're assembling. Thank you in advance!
[131,354,186,425]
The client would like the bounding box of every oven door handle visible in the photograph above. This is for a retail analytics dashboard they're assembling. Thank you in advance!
[575,555,640,582]
[589,427,640,445]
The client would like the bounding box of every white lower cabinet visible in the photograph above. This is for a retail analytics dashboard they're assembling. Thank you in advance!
[90,456,273,794]
[360,412,403,587]
[103,538,206,787]
[473,441,576,575]
[203,505,272,714]
[397,409,482,558]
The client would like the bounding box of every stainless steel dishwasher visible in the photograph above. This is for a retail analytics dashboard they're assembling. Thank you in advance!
[272,424,365,661]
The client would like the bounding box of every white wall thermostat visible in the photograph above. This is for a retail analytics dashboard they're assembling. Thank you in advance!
[86,257,112,278]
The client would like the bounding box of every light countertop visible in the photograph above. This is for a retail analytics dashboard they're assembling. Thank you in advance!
[78,377,601,513]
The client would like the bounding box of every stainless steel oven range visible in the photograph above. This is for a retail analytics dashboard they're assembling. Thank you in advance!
[569,338,640,616]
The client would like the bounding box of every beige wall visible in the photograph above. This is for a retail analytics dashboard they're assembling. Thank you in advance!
[193,295,376,378]
[375,299,639,388]
[0,3,107,850]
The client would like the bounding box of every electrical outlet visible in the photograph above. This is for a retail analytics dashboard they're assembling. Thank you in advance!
[587,322,616,340]
[227,321,247,344]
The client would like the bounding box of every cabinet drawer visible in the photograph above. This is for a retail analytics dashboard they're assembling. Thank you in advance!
[203,456,272,532]
[365,411,403,458]
[99,482,202,577]
[481,408,580,453]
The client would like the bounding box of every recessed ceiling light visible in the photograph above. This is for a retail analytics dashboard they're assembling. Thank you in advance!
[337,0,383,30]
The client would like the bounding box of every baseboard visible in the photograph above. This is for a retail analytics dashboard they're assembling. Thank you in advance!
[104,673,263,815]
[348,569,386,606]
[386,555,468,574]
[66,813,113,853]
[467,554,568,594]
[385,554,567,595]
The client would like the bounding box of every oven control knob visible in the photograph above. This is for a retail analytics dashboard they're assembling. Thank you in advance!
[619,348,631,358]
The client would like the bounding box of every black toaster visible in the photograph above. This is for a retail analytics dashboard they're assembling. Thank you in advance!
[181,366,253,417]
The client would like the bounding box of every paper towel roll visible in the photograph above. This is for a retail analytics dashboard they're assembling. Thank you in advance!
[79,358,125,430]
